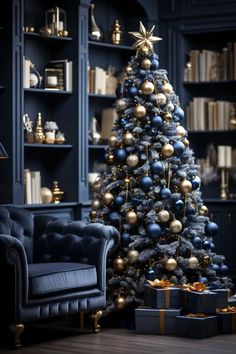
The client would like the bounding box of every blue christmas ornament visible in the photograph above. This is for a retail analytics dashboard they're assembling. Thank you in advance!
[202,239,211,250]
[150,161,163,174]
[173,141,185,157]
[160,187,171,200]
[191,177,200,191]
[210,242,215,251]
[114,195,125,207]
[205,222,219,237]
[151,115,163,128]
[146,223,161,239]
[121,232,131,245]
[173,107,184,122]
[128,86,138,96]
[185,204,195,216]
[140,176,153,191]
[199,276,208,283]
[119,117,128,127]
[219,264,229,276]
[173,199,184,211]
[108,211,121,225]
[212,264,220,274]
[145,267,157,281]
[150,58,159,70]
[192,236,202,248]
[115,148,128,164]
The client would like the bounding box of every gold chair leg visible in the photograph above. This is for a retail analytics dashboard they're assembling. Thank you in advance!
[9,324,25,349]
[91,310,103,333]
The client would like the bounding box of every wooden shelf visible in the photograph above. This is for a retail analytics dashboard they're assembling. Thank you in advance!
[183,80,236,86]
[23,202,78,209]
[89,41,133,51]
[24,88,72,94]
[89,93,116,99]
[24,32,73,41]
[24,143,73,149]
[89,144,108,149]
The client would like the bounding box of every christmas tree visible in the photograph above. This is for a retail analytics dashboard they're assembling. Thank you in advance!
[90,22,233,312]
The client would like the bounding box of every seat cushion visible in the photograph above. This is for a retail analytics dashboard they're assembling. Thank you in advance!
[29,262,97,298]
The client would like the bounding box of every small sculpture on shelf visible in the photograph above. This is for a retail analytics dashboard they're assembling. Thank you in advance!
[29,62,42,88]
[89,117,101,144]
[51,180,64,204]
[111,20,122,45]
[34,113,45,144]
[44,121,59,144]
[89,3,102,41]
[40,187,53,204]
[44,6,68,37]
[23,114,34,143]
[24,26,35,33]
[217,145,232,200]
[55,131,66,144]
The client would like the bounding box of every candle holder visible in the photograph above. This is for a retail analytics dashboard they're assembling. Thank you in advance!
[220,167,229,200]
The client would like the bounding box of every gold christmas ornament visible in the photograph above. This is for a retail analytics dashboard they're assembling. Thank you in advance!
[202,255,211,266]
[93,179,102,192]
[162,143,174,157]
[183,138,190,147]
[157,210,170,223]
[164,258,177,271]
[176,125,186,137]
[109,135,117,146]
[117,99,127,111]
[40,187,53,204]
[91,198,101,210]
[170,219,182,234]
[127,154,139,167]
[162,82,173,94]
[139,45,149,55]
[180,179,192,194]
[90,210,97,220]
[141,80,154,95]
[164,112,172,122]
[127,249,139,263]
[134,104,146,119]
[128,21,162,54]
[125,210,138,225]
[199,205,208,216]
[167,102,175,111]
[123,131,134,145]
[106,153,114,165]
[102,192,114,206]
[126,65,132,74]
[141,58,151,70]
[156,93,167,106]
[188,256,199,269]
[113,257,125,273]
[114,296,126,310]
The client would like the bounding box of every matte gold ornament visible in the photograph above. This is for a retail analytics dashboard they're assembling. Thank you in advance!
[157,210,170,223]
[156,93,167,106]
[90,210,97,220]
[113,257,125,273]
[117,99,127,111]
[183,138,189,147]
[180,179,192,194]
[102,192,114,206]
[170,219,182,234]
[176,125,186,137]
[134,104,146,119]
[162,82,173,94]
[109,135,117,146]
[199,205,208,216]
[127,249,139,263]
[164,258,177,271]
[141,81,154,95]
[188,256,199,269]
[40,187,53,204]
[164,112,172,122]
[128,21,162,54]
[127,154,139,167]
[125,210,138,225]
[106,153,114,165]
[123,131,134,145]
[126,65,132,74]
[114,296,126,310]
[141,58,151,69]
[91,199,101,210]
[162,143,174,157]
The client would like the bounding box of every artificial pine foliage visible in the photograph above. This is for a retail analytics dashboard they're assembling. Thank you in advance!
[90,22,233,313]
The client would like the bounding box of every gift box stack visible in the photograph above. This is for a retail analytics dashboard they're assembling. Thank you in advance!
[135,279,236,338]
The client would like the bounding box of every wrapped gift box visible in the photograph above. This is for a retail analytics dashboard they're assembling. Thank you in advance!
[144,284,180,309]
[176,315,217,338]
[181,290,217,314]
[135,306,181,335]
[217,311,236,334]
[211,289,228,308]
[228,296,236,307]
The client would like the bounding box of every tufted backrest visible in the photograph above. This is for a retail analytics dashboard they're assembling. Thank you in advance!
[0,206,34,263]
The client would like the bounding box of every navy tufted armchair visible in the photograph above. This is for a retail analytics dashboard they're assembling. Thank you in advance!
[0,206,120,348]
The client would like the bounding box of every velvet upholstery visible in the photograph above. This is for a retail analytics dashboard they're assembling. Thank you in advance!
[0,206,120,327]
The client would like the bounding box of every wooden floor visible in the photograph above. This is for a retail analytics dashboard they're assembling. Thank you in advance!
[1,326,236,354]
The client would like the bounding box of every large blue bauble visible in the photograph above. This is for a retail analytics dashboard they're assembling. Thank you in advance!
[108,211,121,226]
[115,148,128,164]
[150,59,159,70]
[151,115,163,128]
[128,86,138,96]
[173,141,185,157]
[205,222,219,237]
[145,267,157,281]
[150,161,163,174]
[119,117,128,127]
[212,264,220,274]
[146,223,161,239]
[185,204,195,216]
[114,195,125,207]
[173,199,184,211]
[199,276,208,284]
[140,176,153,191]
[219,264,229,276]
[202,239,211,250]
[173,107,184,122]
[191,177,200,191]
[160,187,171,200]
[192,236,202,248]
[121,232,131,245]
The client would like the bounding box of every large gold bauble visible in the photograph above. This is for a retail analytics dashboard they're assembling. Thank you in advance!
[102,192,114,206]
[164,258,177,271]
[126,65,132,74]
[40,187,53,204]
[113,257,125,273]
[183,138,189,147]
[117,99,127,111]
[123,131,134,145]
[164,112,172,122]
[162,82,173,94]
[199,205,208,216]
[157,210,170,223]
[141,58,151,70]
[188,256,199,269]
[170,219,182,234]
[127,154,139,167]
[141,81,154,95]
[125,210,138,225]
[90,210,97,220]
[134,104,146,119]
[109,135,117,147]
[156,93,167,106]
[176,125,186,137]
[162,143,174,157]
[180,179,192,194]
[127,249,139,263]
[106,153,114,165]
[114,296,126,310]
[91,198,101,210]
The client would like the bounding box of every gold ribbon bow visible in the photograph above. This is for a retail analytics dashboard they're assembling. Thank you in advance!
[146,279,174,288]
[186,313,208,318]
[181,282,207,292]
[217,306,236,313]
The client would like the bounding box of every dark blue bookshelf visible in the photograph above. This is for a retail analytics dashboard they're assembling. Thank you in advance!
[24,143,73,149]
[24,32,73,41]
[89,93,116,99]
[88,41,133,51]
[88,144,107,149]
[24,88,72,94]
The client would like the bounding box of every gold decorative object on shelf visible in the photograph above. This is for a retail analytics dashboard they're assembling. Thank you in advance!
[24,26,35,33]
[111,20,122,45]
[55,131,66,144]
[39,26,52,36]
[40,187,53,204]
[45,6,68,37]
[23,114,34,143]
[51,181,64,204]
[217,145,232,200]
[34,113,45,144]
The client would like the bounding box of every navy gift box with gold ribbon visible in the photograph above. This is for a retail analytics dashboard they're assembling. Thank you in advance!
[144,284,180,309]
[217,310,236,334]
[135,306,181,334]
[181,290,217,314]
[211,289,228,308]
[176,315,218,339]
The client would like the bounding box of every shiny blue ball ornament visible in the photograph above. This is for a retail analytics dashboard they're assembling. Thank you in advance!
[219,264,229,276]
[119,117,128,127]
[150,161,163,174]
[202,239,211,250]
[151,115,163,128]
[115,148,128,164]
[192,236,202,248]
[128,86,138,96]
[205,222,219,237]
[199,276,208,284]
[150,58,159,70]
[191,177,201,190]
[173,199,184,211]
[210,242,215,251]
[145,267,157,281]
[173,141,185,157]
[173,107,184,122]
[114,195,125,207]
[185,204,195,216]
[212,264,220,274]
[108,211,121,226]
[160,187,171,200]
[121,232,131,246]
[146,223,161,239]
[140,176,153,191]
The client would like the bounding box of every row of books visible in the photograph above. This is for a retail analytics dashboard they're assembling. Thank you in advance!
[88,65,118,95]
[186,98,235,131]
[184,43,236,82]
[24,169,42,204]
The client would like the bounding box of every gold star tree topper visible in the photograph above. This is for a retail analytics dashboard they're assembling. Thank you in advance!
[129,21,162,54]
